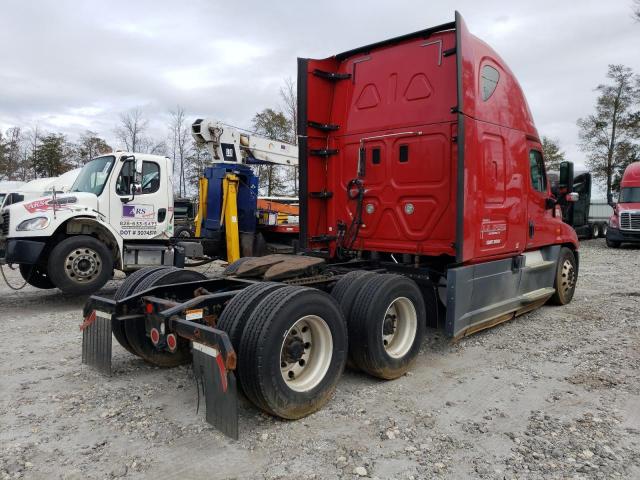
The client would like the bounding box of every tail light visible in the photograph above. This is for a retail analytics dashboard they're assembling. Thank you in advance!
[150,328,160,345]
[166,334,178,352]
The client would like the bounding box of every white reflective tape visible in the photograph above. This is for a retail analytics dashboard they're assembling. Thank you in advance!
[192,342,218,357]
[185,308,204,321]
[95,310,111,319]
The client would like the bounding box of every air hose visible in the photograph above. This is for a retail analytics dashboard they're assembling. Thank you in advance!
[340,178,365,252]
[0,263,30,290]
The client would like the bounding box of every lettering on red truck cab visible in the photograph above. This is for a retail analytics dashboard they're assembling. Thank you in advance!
[480,220,507,247]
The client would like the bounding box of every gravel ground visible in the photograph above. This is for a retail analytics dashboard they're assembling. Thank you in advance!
[1,239,639,480]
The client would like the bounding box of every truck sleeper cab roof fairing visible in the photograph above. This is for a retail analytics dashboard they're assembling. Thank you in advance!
[297,11,569,264]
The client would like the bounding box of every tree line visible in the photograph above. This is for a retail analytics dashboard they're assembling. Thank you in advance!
[0,127,111,181]
[0,78,299,198]
[0,107,216,198]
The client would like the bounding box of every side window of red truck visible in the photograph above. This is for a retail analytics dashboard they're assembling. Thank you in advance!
[529,150,546,193]
[481,65,500,101]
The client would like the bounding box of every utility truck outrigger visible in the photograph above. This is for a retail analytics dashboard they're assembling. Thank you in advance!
[81,12,579,439]
[0,121,298,294]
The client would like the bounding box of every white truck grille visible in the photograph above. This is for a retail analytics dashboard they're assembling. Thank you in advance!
[620,211,640,231]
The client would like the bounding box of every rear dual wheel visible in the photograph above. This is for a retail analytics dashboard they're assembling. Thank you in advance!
[237,286,348,419]
[348,274,426,379]
[112,266,167,355]
[112,266,207,367]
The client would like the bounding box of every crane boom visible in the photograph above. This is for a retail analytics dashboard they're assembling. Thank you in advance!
[191,118,298,167]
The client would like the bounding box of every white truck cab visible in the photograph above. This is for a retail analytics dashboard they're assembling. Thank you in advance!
[0,152,194,294]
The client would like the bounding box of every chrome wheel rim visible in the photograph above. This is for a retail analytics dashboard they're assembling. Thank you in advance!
[593,227,599,238]
[280,315,333,392]
[178,229,191,238]
[560,259,576,297]
[382,297,417,359]
[64,247,102,283]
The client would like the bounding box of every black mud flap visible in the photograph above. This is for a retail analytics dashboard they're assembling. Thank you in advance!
[192,342,239,440]
[81,310,113,376]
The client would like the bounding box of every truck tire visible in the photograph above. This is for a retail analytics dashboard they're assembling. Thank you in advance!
[330,270,370,304]
[112,266,167,355]
[549,247,578,305]
[601,224,608,237]
[173,226,193,238]
[331,271,376,320]
[223,256,256,276]
[238,286,347,419]
[591,224,599,238]
[606,237,621,248]
[217,281,286,351]
[18,264,55,289]
[47,235,114,295]
[124,268,207,367]
[349,274,426,380]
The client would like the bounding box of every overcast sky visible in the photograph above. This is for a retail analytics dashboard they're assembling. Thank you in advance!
[1,0,639,176]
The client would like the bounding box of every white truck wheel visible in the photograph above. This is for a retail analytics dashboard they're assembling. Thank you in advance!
[47,235,113,295]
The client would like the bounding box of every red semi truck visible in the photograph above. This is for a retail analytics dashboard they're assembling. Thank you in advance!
[606,161,640,247]
[82,12,579,438]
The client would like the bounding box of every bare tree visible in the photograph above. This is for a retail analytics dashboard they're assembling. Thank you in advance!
[634,0,640,21]
[0,131,5,180]
[280,77,297,145]
[168,106,190,196]
[280,77,299,195]
[26,125,40,179]
[1,127,24,180]
[115,107,148,152]
[577,64,640,200]
[185,142,211,196]
[141,138,167,156]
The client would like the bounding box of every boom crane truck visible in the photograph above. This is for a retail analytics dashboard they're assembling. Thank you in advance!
[80,12,579,440]
[0,120,298,294]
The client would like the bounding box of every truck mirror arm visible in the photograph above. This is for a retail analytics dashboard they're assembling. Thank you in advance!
[120,184,141,204]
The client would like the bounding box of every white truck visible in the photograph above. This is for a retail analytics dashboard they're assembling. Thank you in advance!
[0,153,185,293]
[0,121,298,294]
[0,181,26,210]
[0,170,80,211]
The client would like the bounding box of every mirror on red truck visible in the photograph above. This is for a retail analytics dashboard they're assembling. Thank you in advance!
[559,161,574,194]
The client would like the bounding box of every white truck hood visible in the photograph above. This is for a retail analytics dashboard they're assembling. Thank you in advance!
[2,193,101,238]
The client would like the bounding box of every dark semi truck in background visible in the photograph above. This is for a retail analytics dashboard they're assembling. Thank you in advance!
[549,164,611,239]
